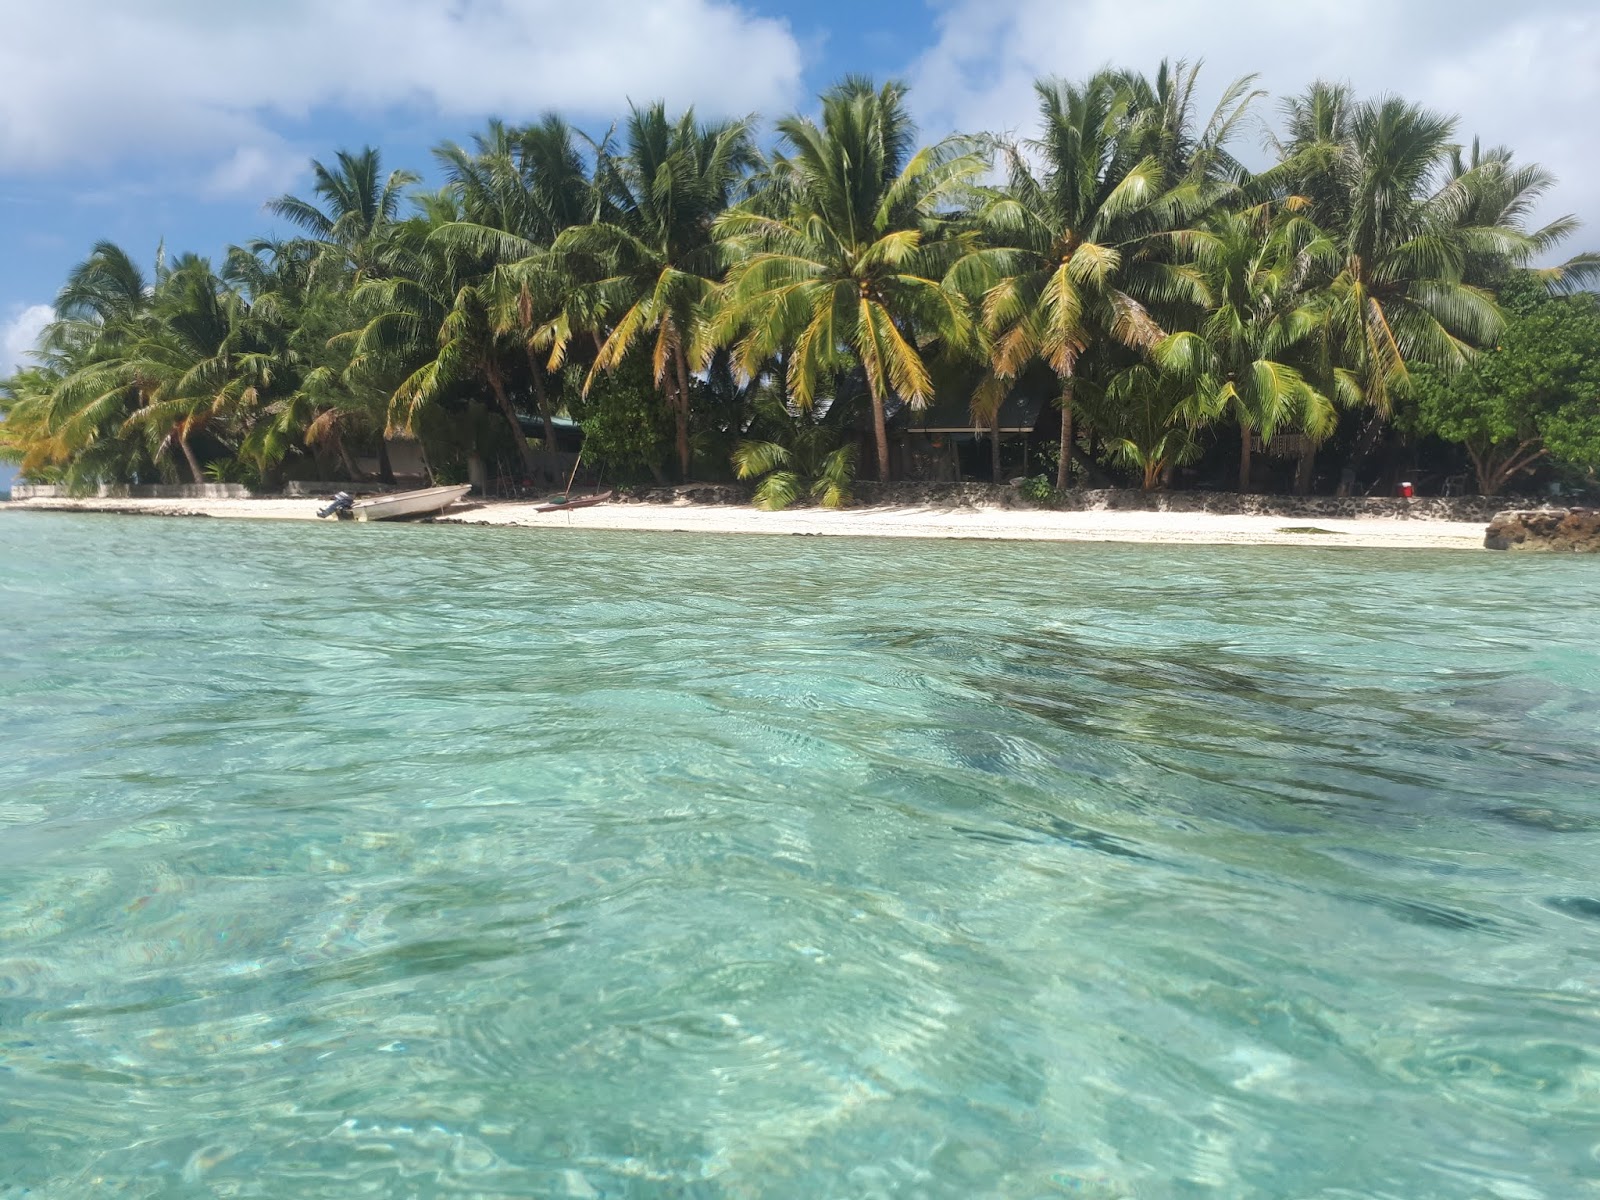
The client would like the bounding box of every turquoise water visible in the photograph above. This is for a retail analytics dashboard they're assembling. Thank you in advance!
[2,512,1598,1199]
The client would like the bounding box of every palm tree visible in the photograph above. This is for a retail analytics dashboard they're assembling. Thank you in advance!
[349,203,542,477]
[268,148,419,280]
[51,241,150,338]
[1096,364,1203,491]
[555,104,757,479]
[1154,204,1336,492]
[429,115,602,454]
[223,239,377,481]
[16,242,163,486]
[1113,59,1264,187]
[1444,140,1600,294]
[960,71,1217,491]
[117,255,251,483]
[732,374,860,509]
[1272,88,1512,491]
[711,78,984,481]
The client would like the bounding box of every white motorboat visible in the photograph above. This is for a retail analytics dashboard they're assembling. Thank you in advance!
[340,484,472,522]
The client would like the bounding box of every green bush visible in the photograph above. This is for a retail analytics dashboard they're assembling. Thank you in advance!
[1018,474,1066,507]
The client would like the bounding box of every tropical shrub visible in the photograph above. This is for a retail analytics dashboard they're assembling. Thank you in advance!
[1405,284,1600,494]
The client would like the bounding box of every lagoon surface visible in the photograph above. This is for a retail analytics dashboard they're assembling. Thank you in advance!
[2,511,1598,1198]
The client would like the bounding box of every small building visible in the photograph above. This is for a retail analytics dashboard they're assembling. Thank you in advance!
[893,365,1051,481]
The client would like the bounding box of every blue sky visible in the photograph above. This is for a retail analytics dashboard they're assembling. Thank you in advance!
[3,0,1598,381]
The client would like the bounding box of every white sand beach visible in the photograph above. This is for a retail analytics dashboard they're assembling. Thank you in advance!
[4,494,1490,549]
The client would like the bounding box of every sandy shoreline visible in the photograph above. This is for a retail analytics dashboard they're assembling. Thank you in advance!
[3,494,1489,549]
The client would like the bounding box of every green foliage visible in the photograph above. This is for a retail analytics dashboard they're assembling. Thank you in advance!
[1406,289,1600,493]
[731,377,862,509]
[1100,364,1205,490]
[1017,474,1066,506]
[565,359,671,481]
[5,66,1594,504]
[711,78,983,483]
[1152,204,1334,491]
[559,103,758,479]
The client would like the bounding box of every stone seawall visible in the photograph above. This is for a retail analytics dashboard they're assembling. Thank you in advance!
[611,480,1511,520]
[850,483,1509,522]
[9,482,254,501]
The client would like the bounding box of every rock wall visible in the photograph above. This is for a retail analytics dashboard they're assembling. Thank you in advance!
[612,480,1513,520]
[616,483,754,506]
[1484,508,1600,551]
[851,482,1507,522]
[281,481,403,497]
[8,483,253,501]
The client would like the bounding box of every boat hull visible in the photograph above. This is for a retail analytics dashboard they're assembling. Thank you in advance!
[533,489,614,513]
[351,484,473,522]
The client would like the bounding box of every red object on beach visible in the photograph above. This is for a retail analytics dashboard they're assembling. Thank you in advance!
[1399,482,1415,498]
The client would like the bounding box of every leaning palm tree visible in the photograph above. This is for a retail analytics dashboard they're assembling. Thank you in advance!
[18,242,165,486]
[711,78,985,481]
[1153,203,1337,492]
[117,255,249,483]
[554,104,757,479]
[960,71,1218,491]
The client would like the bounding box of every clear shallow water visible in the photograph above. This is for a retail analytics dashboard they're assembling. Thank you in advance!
[2,513,1598,1199]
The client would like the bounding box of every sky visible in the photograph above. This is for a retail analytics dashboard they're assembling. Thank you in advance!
[2,0,1598,382]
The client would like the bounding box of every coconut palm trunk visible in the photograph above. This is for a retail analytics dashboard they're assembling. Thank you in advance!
[673,344,694,480]
[1294,443,1316,495]
[335,433,364,481]
[1055,378,1074,492]
[525,350,559,452]
[865,372,892,482]
[177,431,205,484]
[1338,414,1387,495]
[485,357,538,475]
[990,424,1002,482]
[1238,422,1253,494]
[661,367,690,482]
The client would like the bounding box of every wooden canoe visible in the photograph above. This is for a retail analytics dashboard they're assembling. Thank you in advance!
[532,489,614,513]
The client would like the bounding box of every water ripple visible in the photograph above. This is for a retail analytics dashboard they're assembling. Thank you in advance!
[2,512,1598,1198]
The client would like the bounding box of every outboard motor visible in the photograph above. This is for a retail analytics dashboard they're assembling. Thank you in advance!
[317,491,354,519]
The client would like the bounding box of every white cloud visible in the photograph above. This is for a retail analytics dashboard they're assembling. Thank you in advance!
[910,0,1600,255]
[2,305,53,377]
[203,141,308,200]
[0,0,804,194]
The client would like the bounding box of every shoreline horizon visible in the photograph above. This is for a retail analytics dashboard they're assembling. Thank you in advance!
[2,495,1491,550]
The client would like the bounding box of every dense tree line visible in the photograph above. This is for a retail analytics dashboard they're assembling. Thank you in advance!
[4,66,1596,501]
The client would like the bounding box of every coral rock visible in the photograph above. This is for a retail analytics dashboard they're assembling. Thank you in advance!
[1484,508,1600,551]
